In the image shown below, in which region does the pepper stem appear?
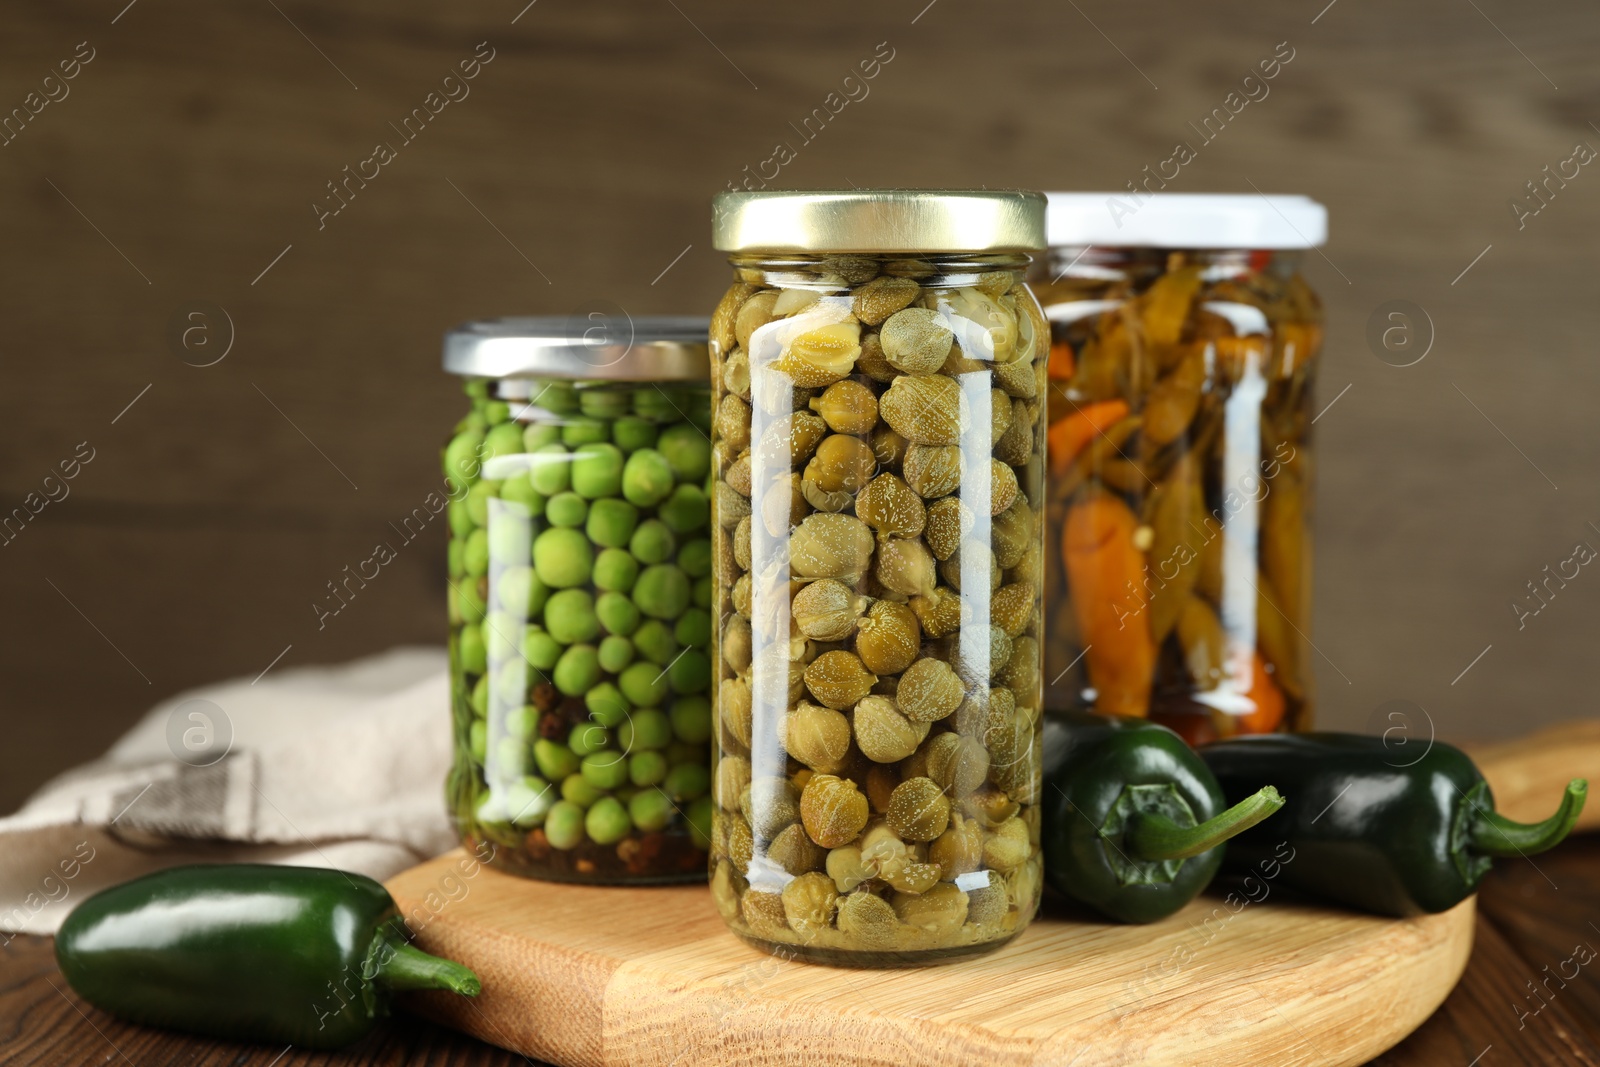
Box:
[371,927,482,996]
[1468,779,1587,858]
[1126,786,1285,862]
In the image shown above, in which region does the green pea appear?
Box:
[631,620,679,667]
[628,787,675,832]
[581,750,630,791]
[469,674,490,717]
[487,513,530,562]
[669,696,712,744]
[677,539,714,579]
[484,612,522,661]
[456,577,487,623]
[448,498,475,539]
[663,762,710,803]
[458,624,487,674]
[612,416,658,453]
[544,588,599,644]
[474,789,508,829]
[534,739,580,781]
[504,775,554,827]
[586,498,638,549]
[465,379,489,400]
[552,643,601,695]
[447,538,466,580]
[537,381,579,414]
[525,572,551,617]
[546,491,589,528]
[544,801,585,849]
[585,681,630,728]
[495,566,530,617]
[570,442,624,499]
[585,796,632,845]
[658,423,711,482]
[523,629,561,671]
[629,752,670,791]
[523,423,562,451]
[658,484,709,534]
[622,449,674,508]
[465,480,500,527]
[533,527,593,589]
[593,549,639,593]
[561,773,605,808]
[618,661,669,709]
[579,388,632,419]
[468,720,487,764]
[598,634,635,674]
[669,649,711,695]
[493,736,528,774]
[632,386,683,423]
[629,520,676,565]
[464,529,490,577]
[693,575,713,609]
[596,591,641,636]
[505,703,537,739]
[496,659,529,705]
[456,412,488,438]
[443,428,485,485]
[618,707,671,751]
[565,418,611,447]
[529,443,571,496]
[484,400,511,425]
[499,473,546,517]
[674,608,712,648]
[569,721,609,757]
[484,422,524,460]
[633,565,690,620]
[687,796,714,850]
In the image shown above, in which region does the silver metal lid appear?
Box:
[712,189,1047,254]
[443,315,710,380]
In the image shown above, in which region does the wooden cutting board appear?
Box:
[387,857,1473,1067]
[384,726,1596,1067]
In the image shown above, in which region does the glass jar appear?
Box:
[442,316,717,883]
[707,190,1049,965]
[1030,193,1327,744]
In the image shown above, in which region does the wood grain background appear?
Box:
[3,0,1599,813]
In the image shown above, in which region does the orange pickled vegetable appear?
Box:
[1047,399,1129,475]
[1236,652,1286,733]
[1063,491,1154,717]
[1048,339,1076,380]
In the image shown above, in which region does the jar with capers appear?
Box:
[443,316,716,883]
[1030,194,1326,744]
[707,190,1049,965]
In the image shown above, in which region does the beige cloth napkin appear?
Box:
[0,646,455,939]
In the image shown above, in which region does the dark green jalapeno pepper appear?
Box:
[56,864,481,1049]
[1201,733,1587,917]
[1041,712,1284,923]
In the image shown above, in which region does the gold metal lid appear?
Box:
[712,189,1047,254]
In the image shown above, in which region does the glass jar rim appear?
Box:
[443,315,708,381]
[712,189,1046,254]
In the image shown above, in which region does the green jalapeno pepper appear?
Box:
[1200,733,1587,916]
[1041,712,1284,923]
[56,864,481,1049]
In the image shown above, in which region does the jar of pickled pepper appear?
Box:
[1030,193,1327,744]
[442,316,717,883]
[707,190,1050,965]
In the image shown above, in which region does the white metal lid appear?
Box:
[1043,193,1326,250]
[443,316,709,380]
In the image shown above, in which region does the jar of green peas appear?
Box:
[442,316,715,883]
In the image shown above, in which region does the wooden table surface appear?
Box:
[3,839,1597,1067]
